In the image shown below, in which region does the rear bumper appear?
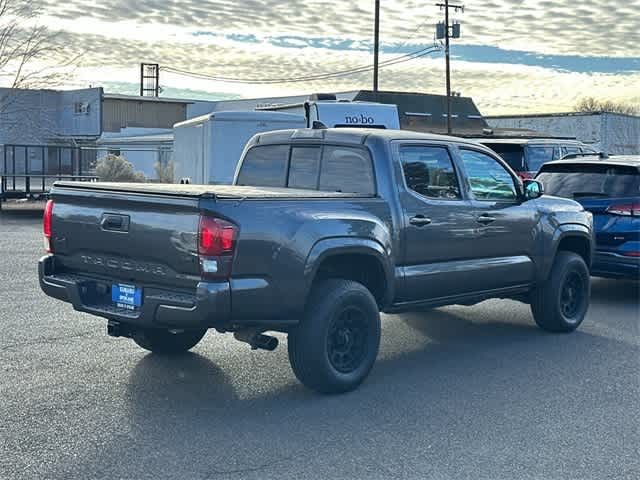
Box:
[39,255,231,328]
[591,251,640,280]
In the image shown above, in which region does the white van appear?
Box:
[173,111,306,184]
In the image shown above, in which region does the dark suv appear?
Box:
[475,138,598,178]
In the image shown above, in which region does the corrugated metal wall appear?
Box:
[102,99,187,132]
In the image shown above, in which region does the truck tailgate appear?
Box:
[50,185,201,289]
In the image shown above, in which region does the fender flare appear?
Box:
[303,237,395,307]
[541,225,594,280]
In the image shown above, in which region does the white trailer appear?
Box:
[173,111,305,184]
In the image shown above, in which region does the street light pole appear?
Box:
[373,0,380,93]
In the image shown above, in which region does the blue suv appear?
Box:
[537,156,640,279]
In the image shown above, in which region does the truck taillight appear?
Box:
[606,203,640,217]
[198,215,238,278]
[43,200,54,253]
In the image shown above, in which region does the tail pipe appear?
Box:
[234,329,279,351]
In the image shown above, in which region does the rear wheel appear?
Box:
[531,251,590,332]
[288,279,381,394]
[132,328,207,354]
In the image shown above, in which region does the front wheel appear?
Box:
[531,251,590,332]
[288,279,381,394]
[132,328,207,354]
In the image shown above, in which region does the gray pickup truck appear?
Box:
[39,128,594,393]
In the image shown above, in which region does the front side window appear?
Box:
[459,149,518,201]
[236,145,289,187]
[399,146,461,199]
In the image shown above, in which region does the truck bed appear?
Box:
[53,181,373,199]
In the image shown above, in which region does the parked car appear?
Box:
[39,129,594,394]
[537,156,640,279]
[475,138,598,178]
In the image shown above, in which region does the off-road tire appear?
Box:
[531,251,590,332]
[132,328,207,354]
[288,279,381,394]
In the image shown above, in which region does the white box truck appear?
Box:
[305,100,400,129]
[257,94,400,129]
[173,111,306,184]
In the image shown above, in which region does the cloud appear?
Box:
[37,0,640,56]
[4,0,638,114]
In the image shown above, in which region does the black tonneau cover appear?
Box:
[53,181,373,199]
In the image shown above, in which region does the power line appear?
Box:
[160,45,442,85]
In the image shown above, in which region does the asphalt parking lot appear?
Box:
[1,206,638,480]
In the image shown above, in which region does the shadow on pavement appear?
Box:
[56,304,634,479]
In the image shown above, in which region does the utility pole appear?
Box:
[373,0,380,92]
[436,1,464,134]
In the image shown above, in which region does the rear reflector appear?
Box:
[43,200,54,253]
[606,203,640,217]
[623,252,640,257]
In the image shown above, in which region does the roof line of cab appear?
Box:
[253,127,488,149]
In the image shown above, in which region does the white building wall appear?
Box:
[0,87,102,145]
[601,113,640,155]
[487,113,640,155]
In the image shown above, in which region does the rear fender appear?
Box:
[304,238,395,308]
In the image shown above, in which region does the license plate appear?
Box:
[111,283,142,310]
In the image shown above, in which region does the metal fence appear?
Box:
[1,144,98,202]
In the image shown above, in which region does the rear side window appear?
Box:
[525,146,555,172]
[483,144,525,172]
[537,164,640,198]
[319,146,375,194]
[236,145,289,187]
[399,146,461,199]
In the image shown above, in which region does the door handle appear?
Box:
[477,215,496,225]
[410,215,432,226]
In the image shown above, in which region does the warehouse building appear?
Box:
[486,112,640,155]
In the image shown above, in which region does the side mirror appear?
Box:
[523,179,544,200]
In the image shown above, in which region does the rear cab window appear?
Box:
[537,164,640,199]
[237,144,375,195]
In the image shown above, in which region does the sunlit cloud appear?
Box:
[5,0,639,114]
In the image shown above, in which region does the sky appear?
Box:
[9,0,640,114]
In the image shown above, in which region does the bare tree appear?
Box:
[0,0,81,113]
[574,97,640,115]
